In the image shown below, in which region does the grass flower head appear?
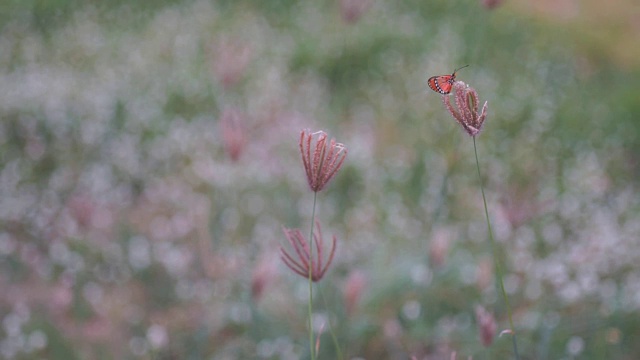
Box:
[442,81,488,137]
[280,221,337,282]
[299,129,348,192]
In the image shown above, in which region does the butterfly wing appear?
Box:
[428,75,453,94]
[427,76,440,93]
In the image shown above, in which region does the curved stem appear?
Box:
[308,191,318,360]
[473,137,520,360]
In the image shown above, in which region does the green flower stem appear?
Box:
[318,287,344,360]
[308,191,318,360]
[473,137,520,360]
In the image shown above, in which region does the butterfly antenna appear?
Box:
[453,65,469,74]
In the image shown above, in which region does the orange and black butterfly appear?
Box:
[427,65,469,95]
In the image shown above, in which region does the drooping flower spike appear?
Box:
[427,65,469,95]
[280,221,337,282]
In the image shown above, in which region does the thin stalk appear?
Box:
[473,137,520,360]
[318,287,344,360]
[308,191,318,360]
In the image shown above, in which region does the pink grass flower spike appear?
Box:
[442,81,488,137]
[300,129,348,193]
[220,107,246,162]
[481,0,504,10]
[475,305,497,347]
[280,221,337,282]
[212,39,251,89]
[340,0,372,24]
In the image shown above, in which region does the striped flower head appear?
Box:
[299,129,347,192]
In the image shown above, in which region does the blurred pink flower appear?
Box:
[499,184,552,228]
[51,281,74,313]
[67,193,95,229]
[476,257,494,291]
[220,107,247,162]
[82,317,115,343]
[251,252,279,301]
[299,129,347,192]
[475,305,497,347]
[481,0,504,10]
[429,228,453,268]
[280,221,337,282]
[343,270,367,315]
[442,81,488,137]
[212,39,252,89]
[340,0,372,24]
[383,317,402,339]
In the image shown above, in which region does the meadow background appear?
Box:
[0,0,639,359]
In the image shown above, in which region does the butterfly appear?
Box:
[427,65,469,95]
